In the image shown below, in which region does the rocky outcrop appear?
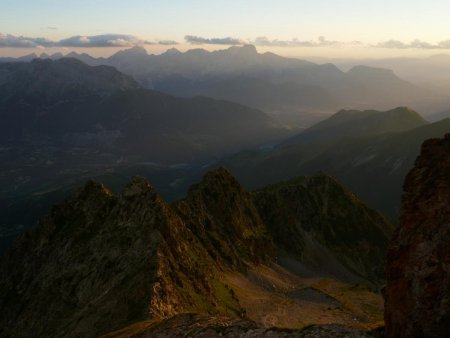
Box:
[384,134,450,338]
[175,168,275,269]
[253,173,393,287]
[0,168,392,337]
[0,173,257,337]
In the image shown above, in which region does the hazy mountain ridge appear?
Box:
[2,46,433,125]
[332,54,450,92]
[114,46,428,115]
[0,58,140,98]
[0,58,292,161]
[284,107,428,145]
[218,107,450,219]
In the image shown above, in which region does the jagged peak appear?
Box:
[187,167,243,194]
[30,57,85,67]
[77,179,113,199]
[50,52,63,58]
[110,45,148,59]
[66,51,80,57]
[202,166,235,180]
[226,44,258,55]
[63,180,114,219]
[126,45,148,54]
[163,47,182,56]
[121,175,157,198]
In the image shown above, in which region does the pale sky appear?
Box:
[2,0,450,58]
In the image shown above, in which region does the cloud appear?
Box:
[6,32,450,51]
[252,36,343,47]
[47,27,57,30]
[376,39,450,49]
[158,40,179,45]
[185,35,245,45]
[0,33,54,47]
[57,34,151,47]
[0,33,164,48]
[375,40,408,49]
[184,35,357,47]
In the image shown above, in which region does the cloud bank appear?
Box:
[158,40,179,46]
[3,32,450,50]
[185,35,245,45]
[185,35,450,50]
[185,35,361,47]
[0,33,54,48]
[0,33,178,48]
[376,39,450,49]
[252,36,349,47]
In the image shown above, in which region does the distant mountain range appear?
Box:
[1,46,436,127]
[331,54,450,93]
[0,58,292,163]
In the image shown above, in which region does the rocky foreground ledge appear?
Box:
[0,168,391,337]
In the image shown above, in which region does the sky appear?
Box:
[2,0,450,59]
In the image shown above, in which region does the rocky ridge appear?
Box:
[0,168,391,337]
[384,133,450,337]
[0,172,261,337]
[254,173,393,287]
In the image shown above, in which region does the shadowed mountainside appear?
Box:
[219,107,450,219]
[254,174,393,287]
[283,107,428,145]
[0,58,292,163]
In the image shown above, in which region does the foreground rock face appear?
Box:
[384,134,450,338]
[0,171,270,338]
[0,168,390,337]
